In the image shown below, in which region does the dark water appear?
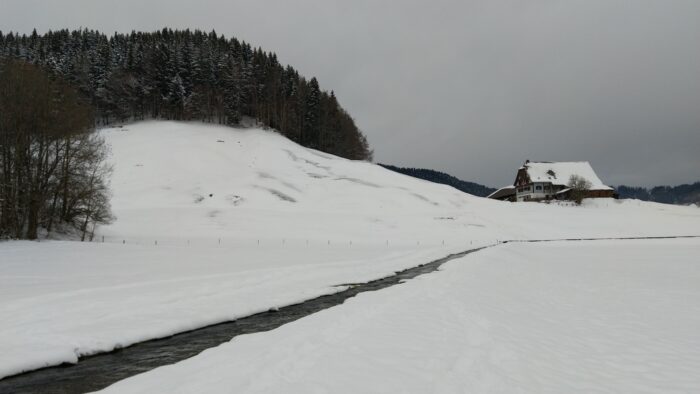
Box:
[502,235,700,243]
[0,248,483,394]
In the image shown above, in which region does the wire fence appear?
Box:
[88,235,497,249]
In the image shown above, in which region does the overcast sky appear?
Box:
[2,0,699,187]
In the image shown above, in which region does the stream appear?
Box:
[0,247,484,394]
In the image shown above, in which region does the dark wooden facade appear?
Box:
[556,189,617,200]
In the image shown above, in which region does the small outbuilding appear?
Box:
[486,185,516,202]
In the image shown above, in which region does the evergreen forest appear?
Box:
[0,28,372,161]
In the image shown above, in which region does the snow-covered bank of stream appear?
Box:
[0,242,468,379]
[98,238,700,394]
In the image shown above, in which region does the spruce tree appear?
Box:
[304,77,321,148]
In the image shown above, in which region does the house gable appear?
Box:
[514,168,531,187]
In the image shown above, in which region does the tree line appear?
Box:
[0,28,372,161]
[0,60,112,240]
[615,183,700,206]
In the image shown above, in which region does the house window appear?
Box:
[535,185,542,191]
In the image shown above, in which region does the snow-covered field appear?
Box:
[98,238,700,394]
[1,121,699,381]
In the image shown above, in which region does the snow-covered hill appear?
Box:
[1,121,699,381]
[99,121,698,245]
[99,121,495,246]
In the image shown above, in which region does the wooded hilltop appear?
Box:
[0,28,372,161]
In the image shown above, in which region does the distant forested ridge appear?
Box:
[615,182,700,205]
[380,164,496,197]
[0,28,372,160]
[381,165,700,206]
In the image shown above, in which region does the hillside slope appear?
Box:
[99,121,495,246]
[100,121,699,244]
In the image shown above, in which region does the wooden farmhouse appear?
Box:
[489,161,616,202]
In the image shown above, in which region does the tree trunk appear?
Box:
[25,194,40,240]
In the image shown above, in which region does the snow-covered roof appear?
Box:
[519,161,613,190]
[486,185,515,199]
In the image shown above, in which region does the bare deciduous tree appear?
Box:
[0,60,113,240]
[568,175,592,205]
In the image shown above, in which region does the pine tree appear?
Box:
[304,77,321,148]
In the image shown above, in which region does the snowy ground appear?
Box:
[1,121,699,380]
[98,238,700,394]
[0,242,468,380]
